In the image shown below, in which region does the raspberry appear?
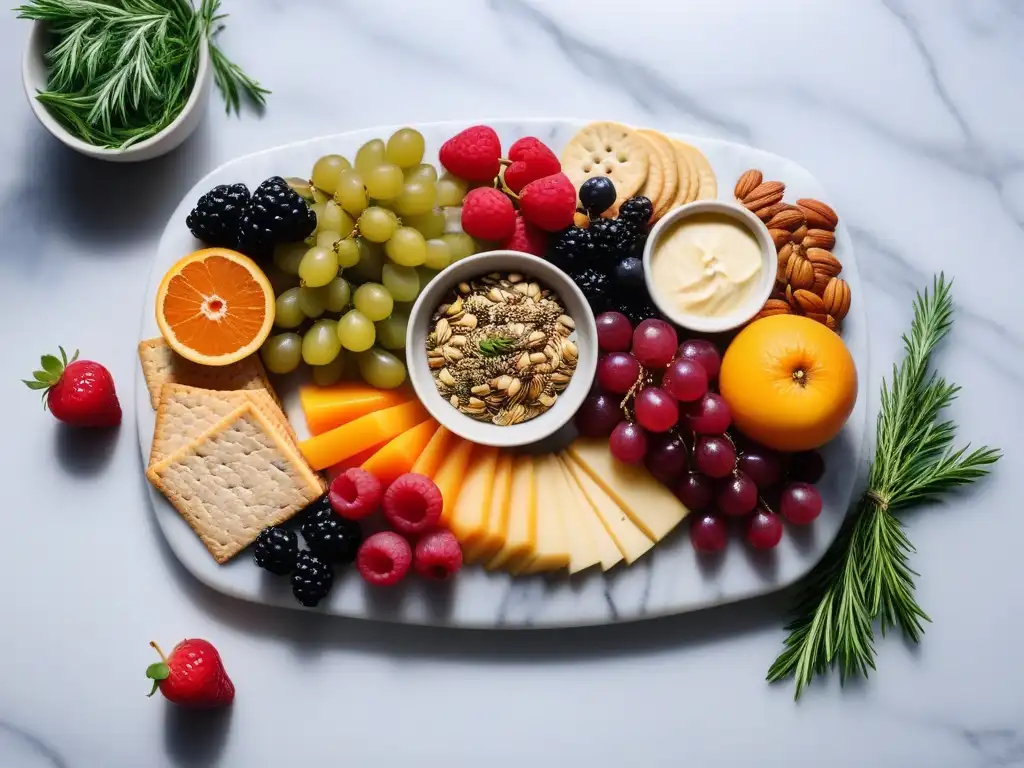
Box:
[438,125,502,182]
[356,531,413,587]
[413,529,464,580]
[460,188,516,241]
[383,473,443,536]
[504,137,561,194]
[499,213,547,256]
[329,468,383,520]
[519,172,577,232]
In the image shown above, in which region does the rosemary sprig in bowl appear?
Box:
[767,274,1000,699]
[17,0,268,153]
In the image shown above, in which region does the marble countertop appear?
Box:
[0,1,1021,766]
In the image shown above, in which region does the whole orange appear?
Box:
[719,315,857,452]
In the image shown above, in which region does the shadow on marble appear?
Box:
[11,117,215,259]
[163,703,232,768]
[53,422,119,477]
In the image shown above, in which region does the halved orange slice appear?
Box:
[156,248,275,367]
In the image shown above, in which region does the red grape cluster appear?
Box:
[577,311,827,554]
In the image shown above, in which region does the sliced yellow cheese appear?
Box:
[556,457,624,571]
[521,454,571,574]
[448,446,499,550]
[410,425,456,478]
[561,452,654,565]
[567,437,689,541]
[464,453,513,564]
[549,456,602,574]
[486,454,536,572]
[433,438,475,526]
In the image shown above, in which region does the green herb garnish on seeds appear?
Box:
[17,0,269,149]
[478,336,516,358]
[766,274,1000,699]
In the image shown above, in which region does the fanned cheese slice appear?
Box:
[487,454,536,572]
[464,453,513,564]
[567,438,689,541]
[561,452,654,564]
[521,454,571,574]
[448,446,499,550]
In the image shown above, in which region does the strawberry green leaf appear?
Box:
[33,371,52,383]
[22,380,49,390]
[40,355,62,376]
[145,662,169,698]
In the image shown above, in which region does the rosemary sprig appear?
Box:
[17,0,268,149]
[478,336,516,358]
[767,274,1000,699]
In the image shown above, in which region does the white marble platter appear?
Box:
[136,119,868,628]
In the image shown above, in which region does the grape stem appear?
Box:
[619,366,648,421]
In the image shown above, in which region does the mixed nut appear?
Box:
[734,169,852,331]
[427,272,578,427]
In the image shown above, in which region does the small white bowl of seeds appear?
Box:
[406,251,597,449]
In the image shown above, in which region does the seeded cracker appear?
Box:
[138,337,277,410]
[427,273,578,427]
[147,402,323,564]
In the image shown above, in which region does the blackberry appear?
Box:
[291,551,334,607]
[236,176,317,259]
[618,196,653,226]
[549,225,595,271]
[614,256,645,291]
[185,183,250,248]
[587,218,633,265]
[571,267,612,312]
[578,176,616,217]
[253,526,298,576]
[615,295,659,328]
[301,512,363,564]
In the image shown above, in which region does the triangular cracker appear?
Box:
[149,384,299,467]
[147,402,323,564]
[138,337,277,410]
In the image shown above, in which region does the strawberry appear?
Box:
[24,347,121,427]
[503,137,561,194]
[499,213,548,256]
[519,173,578,232]
[439,125,502,182]
[146,639,235,708]
[460,187,517,241]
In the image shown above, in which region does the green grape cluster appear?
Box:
[260,127,485,389]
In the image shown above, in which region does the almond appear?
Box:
[796,198,839,230]
[768,228,791,249]
[825,315,838,332]
[789,224,808,245]
[802,228,836,250]
[822,277,852,321]
[812,267,832,295]
[756,201,790,222]
[754,298,791,320]
[806,312,828,326]
[776,242,795,282]
[742,181,785,212]
[793,289,826,315]
[734,169,763,200]
[785,250,815,291]
[805,248,843,278]
[766,208,805,231]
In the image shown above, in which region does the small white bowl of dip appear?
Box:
[641,200,776,334]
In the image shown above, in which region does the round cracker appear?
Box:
[669,140,696,208]
[637,129,679,221]
[632,134,664,219]
[561,122,649,212]
[676,141,717,201]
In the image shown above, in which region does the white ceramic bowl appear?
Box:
[22,21,212,162]
[406,251,597,449]
[641,200,776,333]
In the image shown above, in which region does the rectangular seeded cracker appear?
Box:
[146,402,323,564]
[138,337,278,410]
[149,384,301,467]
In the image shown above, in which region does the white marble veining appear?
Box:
[0,0,1021,766]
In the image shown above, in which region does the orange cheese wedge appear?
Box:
[360,418,438,486]
[298,400,428,470]
[433,438,475,525]
[410,425,456,478]
[299,383,411,435]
